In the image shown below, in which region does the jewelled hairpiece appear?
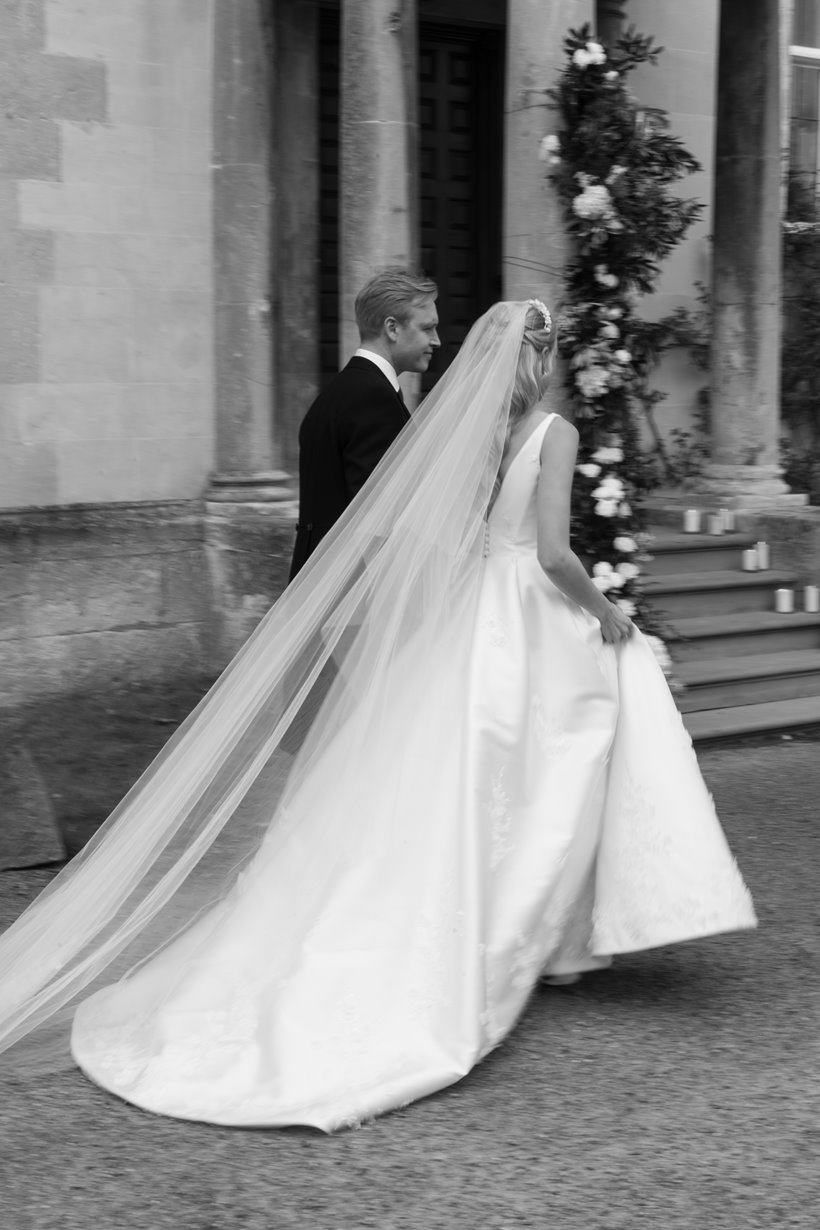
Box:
[526,298,552,332]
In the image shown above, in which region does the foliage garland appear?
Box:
[542,24,704,657]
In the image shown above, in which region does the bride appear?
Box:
[0,300,755,1130]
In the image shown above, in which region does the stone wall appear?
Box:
[0,0,215,510]
[0,503,210,708]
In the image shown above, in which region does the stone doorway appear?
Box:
[418,22,504,390]
[317,5,504,385]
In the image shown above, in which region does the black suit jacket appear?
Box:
[289,356,410,579]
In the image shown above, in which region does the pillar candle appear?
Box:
[706,513,724,536]
[775,588,794,613]
[804,585,820,613]
[683,509,701,533]
[755,541,770,570]
[741,549,758,571]
[720,508,736,532]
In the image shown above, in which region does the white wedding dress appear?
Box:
[70,413,755,1129]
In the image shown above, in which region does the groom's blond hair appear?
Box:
[355,267,438,340]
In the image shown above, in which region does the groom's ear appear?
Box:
[383,315,400,341]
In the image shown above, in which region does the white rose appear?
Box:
[620,501,632,517]
[613,535,637,553]
[577,462,602,478]
[616,561,640,581]
[572,184,613,220]
[614,348,632,364]
[592,445,623,465]
[616,597,637,617]
[607,307,623,320]
[604,70,619,81]
[593,477,624,500]
[595,501,617,518]
[576,366,610,399]
[538,135,561,162]
[601,322,620,339]
[592,574,614,591]
[592,561,613,577]
[586,41,607,64]
[573,48,592,68]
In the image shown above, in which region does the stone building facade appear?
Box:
[0,0,790,704]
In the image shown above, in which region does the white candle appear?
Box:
[720,508,736,532]
[683,509,701,533]
[755,541,770,570]
[706,513,724,536]
[741,549,758,572]
[775,588,794,613]
[804,585,820,613]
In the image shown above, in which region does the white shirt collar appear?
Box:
[354,348,400,392]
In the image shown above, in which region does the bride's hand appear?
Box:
[598,601,634,645]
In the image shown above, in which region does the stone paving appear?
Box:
[0,738,818,1229]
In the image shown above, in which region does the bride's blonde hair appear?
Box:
[506,303,558,444]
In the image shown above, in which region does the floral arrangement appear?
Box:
[541,25,704,653]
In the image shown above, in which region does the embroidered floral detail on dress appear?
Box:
[486,617,508,647]
[532,696,570,760]
[488,768,513,868]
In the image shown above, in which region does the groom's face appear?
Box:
[388,298,440,375]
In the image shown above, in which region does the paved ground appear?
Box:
[0,687,817,1229]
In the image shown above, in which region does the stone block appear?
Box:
[45,0,145,63]
[66,623,206,690]
[161,547,211,622]
[0,228,54,288]
[0,503,204,565]
[204,499,297,666]
[107,60,169,127]
[25,555,165,637]
[0,115,60,179]
[137,435,212,500]
[40,286,133,382]
[0,562,27,642]
[0,288,39,382]
[61,120,154,185]
[152,125,211,179]
[0,442,59,509]
[0,739,65,870]
[107,186,209,237]
[57,439,145,504]
[131,289,210,382]
[19,179,112,233]
[128,382,211,439]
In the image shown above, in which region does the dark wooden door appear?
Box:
[418,25,503,391]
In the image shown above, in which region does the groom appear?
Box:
[289,267,440,580]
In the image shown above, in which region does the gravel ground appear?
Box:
[0,686,818,1229]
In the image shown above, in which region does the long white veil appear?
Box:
[0,301,535,1072]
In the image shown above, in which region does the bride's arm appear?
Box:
[535,416,633,645]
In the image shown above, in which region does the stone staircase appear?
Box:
[643,529,820,741]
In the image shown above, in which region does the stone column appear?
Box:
[339,0,418,368]
[503,0,594,416]
[275,0,320,476]
[702,0,801,506]
[206,0,298,664]
[596,0,627,49]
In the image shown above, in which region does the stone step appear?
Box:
[644,568,797,617]
[645,531,759,576]
[667,610,820,660]
[684,694,820,741]
[675,649,820,711]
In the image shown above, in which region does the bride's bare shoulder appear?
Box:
[542,413,578,454]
